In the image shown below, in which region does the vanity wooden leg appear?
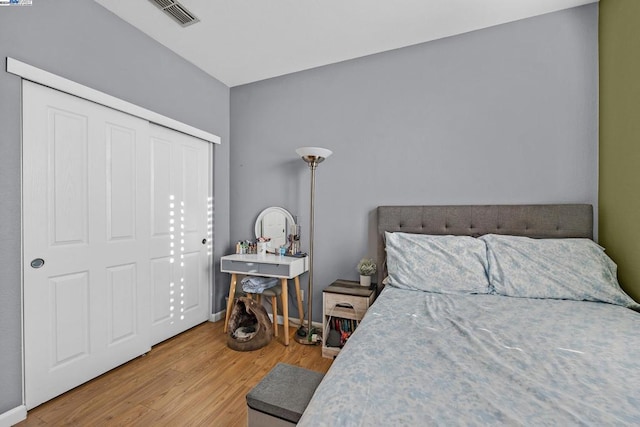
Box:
[224,273,237,333]
[281,278,289,345]
[272,295,278,337]
[294,276,304,325]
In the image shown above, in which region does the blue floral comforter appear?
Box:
[299,287,640,426]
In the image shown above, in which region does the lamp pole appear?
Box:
[306,157,317,341]
[294,147,332,345]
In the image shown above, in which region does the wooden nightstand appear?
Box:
[322,279,376,359]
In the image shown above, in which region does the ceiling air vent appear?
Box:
[149,0,199,27]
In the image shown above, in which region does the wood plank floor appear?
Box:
[17,321,333,426]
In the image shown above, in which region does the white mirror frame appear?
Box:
[254,207,296,248]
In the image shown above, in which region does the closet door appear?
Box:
[23,81,151,409]
[149,124,211,345]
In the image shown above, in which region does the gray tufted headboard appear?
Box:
[377,204,593,290]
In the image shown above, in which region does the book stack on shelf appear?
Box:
[326,312,359,348]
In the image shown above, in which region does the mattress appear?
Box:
[299,287,640,426]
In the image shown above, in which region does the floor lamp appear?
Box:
[294,146,333,345]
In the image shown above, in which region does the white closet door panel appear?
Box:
[181,251,202,312]
[182,145,201,234]
[150,137,172,239]
[49,272,90,365]
[97,102,151,364]
[149,124,210,344]
[23,81,151,409]
[107,263,137,345]
[106,124,137,241]
[150,256,173,325]
[49,109,89,246]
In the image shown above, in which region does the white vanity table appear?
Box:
[221,253,308,345]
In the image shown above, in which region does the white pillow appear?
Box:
[385,232,491,294]
[480,234,640,309]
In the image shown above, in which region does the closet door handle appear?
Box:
[30,258,45,269]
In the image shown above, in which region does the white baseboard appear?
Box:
[270,314,322,330]
[0,405,27,427]
[209,310,225,323]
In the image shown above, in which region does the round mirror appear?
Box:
[254,207,296,249]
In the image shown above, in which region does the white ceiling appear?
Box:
[95,0,597,87]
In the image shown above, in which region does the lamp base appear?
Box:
[293,325,321,346]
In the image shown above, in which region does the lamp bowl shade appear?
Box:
[296,147,333,160]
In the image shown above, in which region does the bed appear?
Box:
[299,205,640,426]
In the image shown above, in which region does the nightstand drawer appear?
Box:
[324,292,370,319]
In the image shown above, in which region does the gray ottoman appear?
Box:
[247,363,324,426]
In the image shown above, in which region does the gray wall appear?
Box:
[230,4,598,321]
[0,0,230,414]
